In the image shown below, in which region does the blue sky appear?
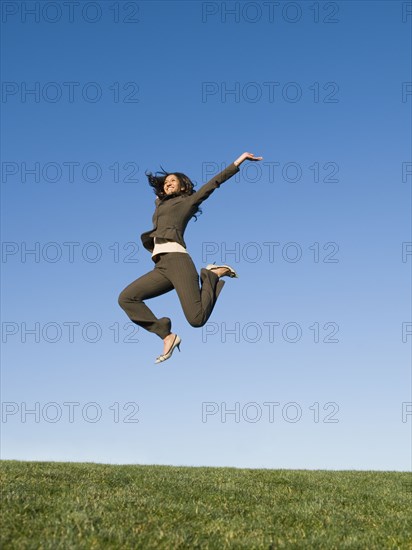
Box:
[1,0,411,471]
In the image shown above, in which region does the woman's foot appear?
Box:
[155,333,182,364]
[162,332,178,355]
[210,266,228,277]
[205,263,238,278]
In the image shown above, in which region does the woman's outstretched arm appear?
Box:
[189,151,263,207]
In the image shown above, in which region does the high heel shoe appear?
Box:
[205,262,238,278]
[155,334,181,364]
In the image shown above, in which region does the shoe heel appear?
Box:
[177,343,181,352]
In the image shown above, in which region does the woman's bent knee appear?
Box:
[118,291,129,308]
[187,317,205,329]
[118,289,144,308]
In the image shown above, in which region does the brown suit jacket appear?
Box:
[140,162,240,253]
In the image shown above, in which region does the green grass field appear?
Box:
[1,460,411,549]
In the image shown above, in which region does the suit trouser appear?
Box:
[118,252,225,339]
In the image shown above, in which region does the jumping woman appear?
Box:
[118,151,263,364]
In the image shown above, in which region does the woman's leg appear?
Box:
[118,262,174,339]
[156,253,225,328]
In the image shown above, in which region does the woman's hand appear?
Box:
[233,152,263,166]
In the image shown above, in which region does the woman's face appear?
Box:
[164,174,183,195]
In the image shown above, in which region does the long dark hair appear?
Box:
[144,167,202,220]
